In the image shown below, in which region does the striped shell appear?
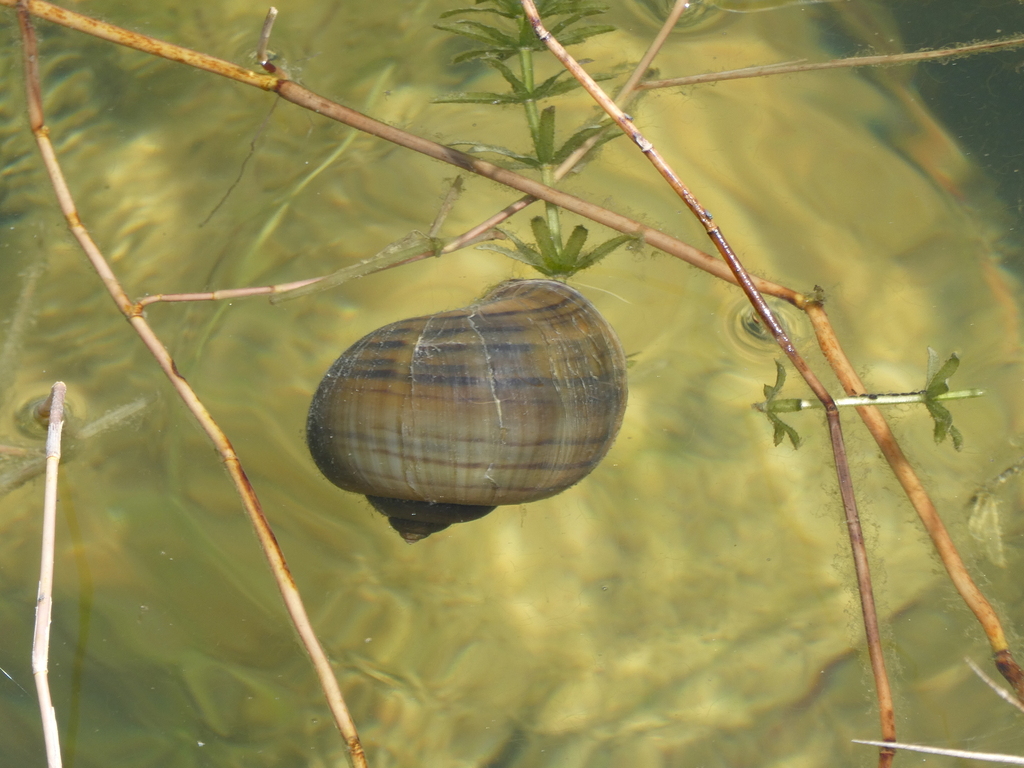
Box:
[306,279,627,541]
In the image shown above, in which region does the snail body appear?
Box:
[306,279,627,541]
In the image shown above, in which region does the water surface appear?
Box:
[1,1,1024,766]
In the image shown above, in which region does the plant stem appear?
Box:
[517,44,563,249]
[34,381,66,768]
[756,388,985,413]
[14,7,368,764]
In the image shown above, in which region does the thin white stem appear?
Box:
[616,0,689,96]
[854,739,1024,765]
[756,388,985,412]
[966,657,1024,715]
[33,381,66,768]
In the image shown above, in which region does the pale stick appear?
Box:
[640,35,1024,90]
[517,1,898,763]
[754,388,986,413]
[850,659,1024,763]
[854,740,1024,766]
[33,381,66,768]
[14,6,368,766]
[966,657,1024,716]
[255,7,277,68]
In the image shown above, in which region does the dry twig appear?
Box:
[519,0,902,759]
[32,381,66,768]
[806,303,1024,697]
[14,5,367,766]
[854,739,1024,765]
[639,35,1024,90]
[967,657,1024,716]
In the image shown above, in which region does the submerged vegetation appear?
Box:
[436,0,634,276]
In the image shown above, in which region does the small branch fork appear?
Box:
[14,5,368,767]
[34,381,67,768]
[807,307,1024,693]
[519,0,907,758]
[5,0,1023,762]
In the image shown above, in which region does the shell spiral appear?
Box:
[306,279,628,541]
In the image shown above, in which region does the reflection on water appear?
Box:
[1,1,1023,766]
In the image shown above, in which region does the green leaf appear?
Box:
[530,70,572,99]
[476,243,542,269]
[768,411,803,448]
[438,6,516,19]
[539,0,609,16]
[450,48,511,64]
[551,122,616,165]
[432,91,524,105]
[548,13,596,37]
[438,1,617,65]
[763,359,787,400]
[534,71,616,100]
[486,0,523,15]
[925,346,940,388]
[536,106,556,163]
[551,24,616,47]
[759,398,804,414]
[922,349,964,451]
[926,400,964,451]
[560,225,589,264]
[445,141,541,168]
[476,227,545,270]
[488,59,528,98]
[530,216,561,264]
[434,20,519,49]
[925,350,960,397]
[574,232,634,271]
[761,361,801,448]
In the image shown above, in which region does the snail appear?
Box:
[306,279,628,542]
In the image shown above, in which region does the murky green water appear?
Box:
[2,1,1024,766]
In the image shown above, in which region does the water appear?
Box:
[1,1,1023,766]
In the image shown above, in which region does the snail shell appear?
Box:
[306,279,627,542]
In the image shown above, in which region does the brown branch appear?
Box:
[270,78,808,300]
[136,278,322,310]
[0,0,804,308]
[806,301,1024,700]
[639,35,1024,90]
[518,1,898,760]
[7,0,278,89]
[14,5,368,766]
